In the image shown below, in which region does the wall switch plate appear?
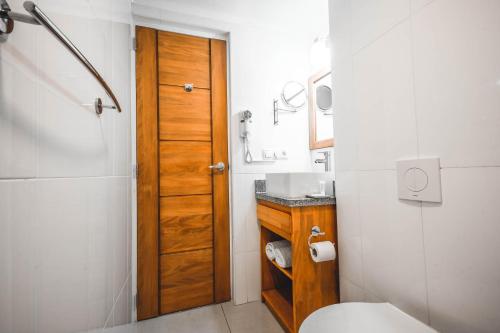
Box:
[396,158,442,203]
[262,150,274,160]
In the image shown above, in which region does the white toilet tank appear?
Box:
[300,302,437,333]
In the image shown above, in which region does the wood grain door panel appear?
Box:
[137,30,229,318]
[160,249,214,314]
[159,141,212,196]
[210,39,231,302]
[136,26,159,320]
[159,85,211,141]
[160,195,213,254]
[158,31,210,89]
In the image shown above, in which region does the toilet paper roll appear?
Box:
[309,241,336,263]
[275,247,292,268]
[265,240,290,261]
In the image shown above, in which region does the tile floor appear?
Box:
[105,301,284,333]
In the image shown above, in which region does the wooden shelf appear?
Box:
[270,259,293,280]
[262,289,293,333]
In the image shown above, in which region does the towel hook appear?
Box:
[82,98,117,115]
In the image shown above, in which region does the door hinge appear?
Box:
[133,164,139,178]
[134,293,138,309]
[131,36,137,51]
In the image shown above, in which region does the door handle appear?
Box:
[209,162,225,172]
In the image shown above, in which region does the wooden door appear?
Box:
[136,27,230,320]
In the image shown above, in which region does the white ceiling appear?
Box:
[133,0,329,37]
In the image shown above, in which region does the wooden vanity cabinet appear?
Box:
[258,200,339,333]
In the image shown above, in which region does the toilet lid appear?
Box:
[299,302,437,333]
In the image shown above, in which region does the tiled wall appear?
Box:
[228,25,315,305]
[0,0,132,332]
[330,0,500,332]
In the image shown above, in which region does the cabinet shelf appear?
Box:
[270,259,293,280]
[262,289,293,333]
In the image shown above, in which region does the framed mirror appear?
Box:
[308,69,334,149]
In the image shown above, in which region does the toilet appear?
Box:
[300,302,437,333]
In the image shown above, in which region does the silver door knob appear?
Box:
[209,162,225,172]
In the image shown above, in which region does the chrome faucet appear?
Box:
[314,151,331,172]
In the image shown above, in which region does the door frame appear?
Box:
[131,24,233,321]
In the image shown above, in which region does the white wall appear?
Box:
[132,0,329,306]
[0,0,133,332]
[330,0,500,332]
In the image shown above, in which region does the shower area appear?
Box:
[0,0,133,332]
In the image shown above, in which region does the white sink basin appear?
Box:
[265,172,335,198]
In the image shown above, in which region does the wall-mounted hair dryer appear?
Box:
[239,110,252,138]
[240,110,253,163]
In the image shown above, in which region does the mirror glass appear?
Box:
[316,85,332,111]
[281,81,307,109]
[308,70,334,149]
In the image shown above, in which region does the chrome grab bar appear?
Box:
[0,1,122,114]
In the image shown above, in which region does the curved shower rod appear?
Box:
[0,0,122,114]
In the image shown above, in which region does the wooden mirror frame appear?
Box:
[308,69,334,149]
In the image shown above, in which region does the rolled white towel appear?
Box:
[275,246,292,268]
[265,240,290,261]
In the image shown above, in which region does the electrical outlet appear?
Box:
[274,150,288,160]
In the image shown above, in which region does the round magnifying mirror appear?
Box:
[281,81,307,109]
[316,85,332,111]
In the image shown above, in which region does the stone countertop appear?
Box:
[254,179,335,207]
[255,192,336,207]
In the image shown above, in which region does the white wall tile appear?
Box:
[329,0,352,65]
[351,0,409,53]
[232,252,248,305]
[336,171,364,288]
[114,275,132,327]
[246,251,262,302]
[36,179,91,333]
[231,175,251,254]
[0,180,37,333]
[87,178,113,331]
[410,0,434,13]
[110,177,130,303]
[111,22,132,177]
[335,171,361,238]
[338,235,363,288]
[359,170,428,323]
[353,22,418,171]
[339,278,365,303]
[0,21,38,179]
[231,173,264,254]
[422,167,500,333]
[332,57,358,172]
[412,0,500,168]
[364,290,385,303]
